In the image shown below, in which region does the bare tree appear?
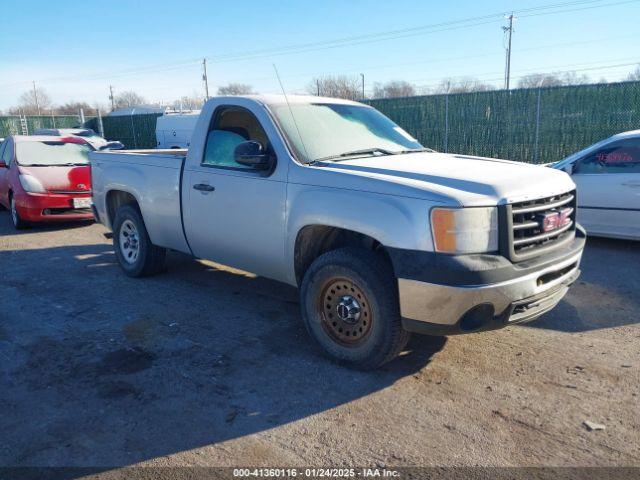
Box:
[518,71,590,89]
[560,71,590,86]
[114,90,147,108]
[171,94,204,110]
[217,83,253,95]
[56,101,93,115]
[11,87,53,114]
[518,73,563,89]
[307,75,361,100]
[627,65,640,81]
[435,77,494,94]
[372,80,416,99]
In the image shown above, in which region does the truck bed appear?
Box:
[90,149,191,254]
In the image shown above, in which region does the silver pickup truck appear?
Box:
[90,95,585,369]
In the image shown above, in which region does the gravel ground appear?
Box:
[0,213,638,473]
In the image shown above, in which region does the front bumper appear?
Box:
[15,192,94,223]
[389,225,586,335]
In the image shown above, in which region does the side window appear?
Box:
[202,107,270,169]
[574,139,640,174]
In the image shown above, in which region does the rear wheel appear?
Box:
[112,204,166,277]
[10,195,28,230]
[300,247,409,370]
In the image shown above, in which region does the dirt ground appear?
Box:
[1,212,638,474]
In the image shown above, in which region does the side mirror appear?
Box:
[234,141,271,170]
[99,141,125,150]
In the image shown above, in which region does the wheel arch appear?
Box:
[105,189,140,227]
[293,224,394,286]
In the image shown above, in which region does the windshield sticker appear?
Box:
[597,151,636,163]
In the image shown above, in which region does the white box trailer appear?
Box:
[155,112,200,149]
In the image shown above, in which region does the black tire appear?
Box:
[10,195,29,230]
[300,247,410,370]
[112,204,166,277]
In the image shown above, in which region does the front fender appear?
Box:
[285,184,436,284]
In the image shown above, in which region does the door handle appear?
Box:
[193,183,215,192]
[622,181,640,187]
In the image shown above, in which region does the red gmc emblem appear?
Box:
[539,208,572,232]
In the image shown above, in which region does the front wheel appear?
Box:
[112,204,166,277]
[300,247,410,370]
[10,196,28,230]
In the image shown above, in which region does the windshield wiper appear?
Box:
[395,147,435,154]
[311,147,397,164]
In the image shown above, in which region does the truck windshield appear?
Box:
[271,103,425,163]
[16,141,91,166]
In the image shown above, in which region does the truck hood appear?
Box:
[314,152,575,206]
[19,165,92,193]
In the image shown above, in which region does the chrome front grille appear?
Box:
[500,190,577,261]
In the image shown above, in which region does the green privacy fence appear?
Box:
[0,113,160,149]
[368,80,640,164]
[4,81,639,158]
[0,115,85,137]
[85,113,161,149]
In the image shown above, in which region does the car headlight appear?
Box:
[430,207,498,254]
[19,174,46,193]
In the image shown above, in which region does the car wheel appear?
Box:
[10,195,28,230]
[112,204,166,277]
[300,247,410,370]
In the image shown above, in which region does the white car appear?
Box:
[34,128,112,150]
[553,130,640,240]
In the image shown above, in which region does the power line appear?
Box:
[242,32,640,84]
[202,0,616,62]
[1,0,632,89]
[410,61,640,91]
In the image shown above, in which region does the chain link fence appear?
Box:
[0,115,84,137]
[3,81,639,158]
[368,80,640,164]
[0,113,160,149]
[85,113,161,149]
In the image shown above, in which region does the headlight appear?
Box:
[19,174,46,193]
[430,207,498,254]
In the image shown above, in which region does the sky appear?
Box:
[1,0,639,111]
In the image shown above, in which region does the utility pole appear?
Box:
[360,73,365,100]
[32,81,41,116]
[316,79,320,96]
[202,58,210,101]
[503,13,514,90]
[109,85,115,111]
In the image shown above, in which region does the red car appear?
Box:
[0,135,94,229]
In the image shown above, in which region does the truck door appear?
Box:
[182,105,288,280]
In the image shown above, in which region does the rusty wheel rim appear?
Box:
[317,277,373,347]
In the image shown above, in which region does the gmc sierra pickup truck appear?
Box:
[90,95,585,369]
